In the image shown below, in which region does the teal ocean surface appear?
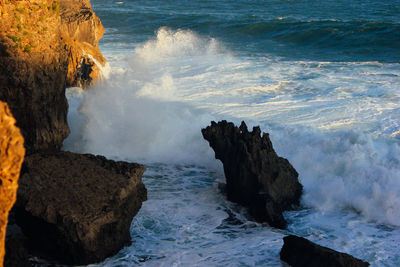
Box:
[64,1,400,266]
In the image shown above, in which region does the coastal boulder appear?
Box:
[280,235,370,267]
[202,120,302,229]
[14,151,147,265]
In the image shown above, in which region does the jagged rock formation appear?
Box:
[0,0,106,153]
[61,0,107,88]
[280,235,370,267]
[15,151,147,265]
[0,101,25,267]
[202,120,302,229]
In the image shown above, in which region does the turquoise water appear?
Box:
[64,1,400,266]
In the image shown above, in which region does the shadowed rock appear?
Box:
[14,151,147,265]
[4,219,30,267]
[280,235,370,267]
[202,120,302,229]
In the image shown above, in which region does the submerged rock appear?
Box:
[14,151,147,265]
[202,120,302,229]
[0,101,25,266]
[280,235,370,267]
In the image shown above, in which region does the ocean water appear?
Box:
[63,0,400,266]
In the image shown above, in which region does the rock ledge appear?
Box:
[15,151,147,265]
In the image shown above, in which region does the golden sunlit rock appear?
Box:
[0,101,25,267]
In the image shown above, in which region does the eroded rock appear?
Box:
[0,0,70,153]
[15,151,147,265]
[61,0,107,88]
[0,0,107,153]
[202,120,302,228]
[280,235,370,267]
[0,101,25,266]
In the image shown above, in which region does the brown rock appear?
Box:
[280,235,370,267]
[0,0,70,153]
[202,120,302,229]
[0,0,107,153]
[0,101,25,267]
[61,0,107,88]
[15,151,147,265]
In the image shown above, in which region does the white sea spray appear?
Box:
[65,27,400,266]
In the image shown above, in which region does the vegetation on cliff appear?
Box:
[0,0,106,153]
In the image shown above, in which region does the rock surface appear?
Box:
[280,235,370,267]
[14,151,147,265]
[61,0,107,88]
[0,0,70,153]
[4,216,30,267]
[0,0,106,153]
[0,101,25,267]
[202,120,302,229]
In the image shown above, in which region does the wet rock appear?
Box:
[14,151,147,265]
[280,235,370,267]
[0,101,25,265]
[202,120,302,229]
[61,0,107,88]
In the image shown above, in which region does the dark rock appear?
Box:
[280,235,369,267]
[5,220,31,267]
[202,120,302,229]
[14,151,147,265]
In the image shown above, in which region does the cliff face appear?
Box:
[0,101,25,266]
[0,0,106,153]
[0,0,70,154]
[61,0,107,88]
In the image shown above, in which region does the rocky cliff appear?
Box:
[0,101,25,266]
[0,0,106,153]
[61,0,107,88]
[0,0,70,153]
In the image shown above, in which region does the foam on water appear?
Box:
[65,28,400,266]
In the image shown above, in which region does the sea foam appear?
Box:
[65,27,400,230]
